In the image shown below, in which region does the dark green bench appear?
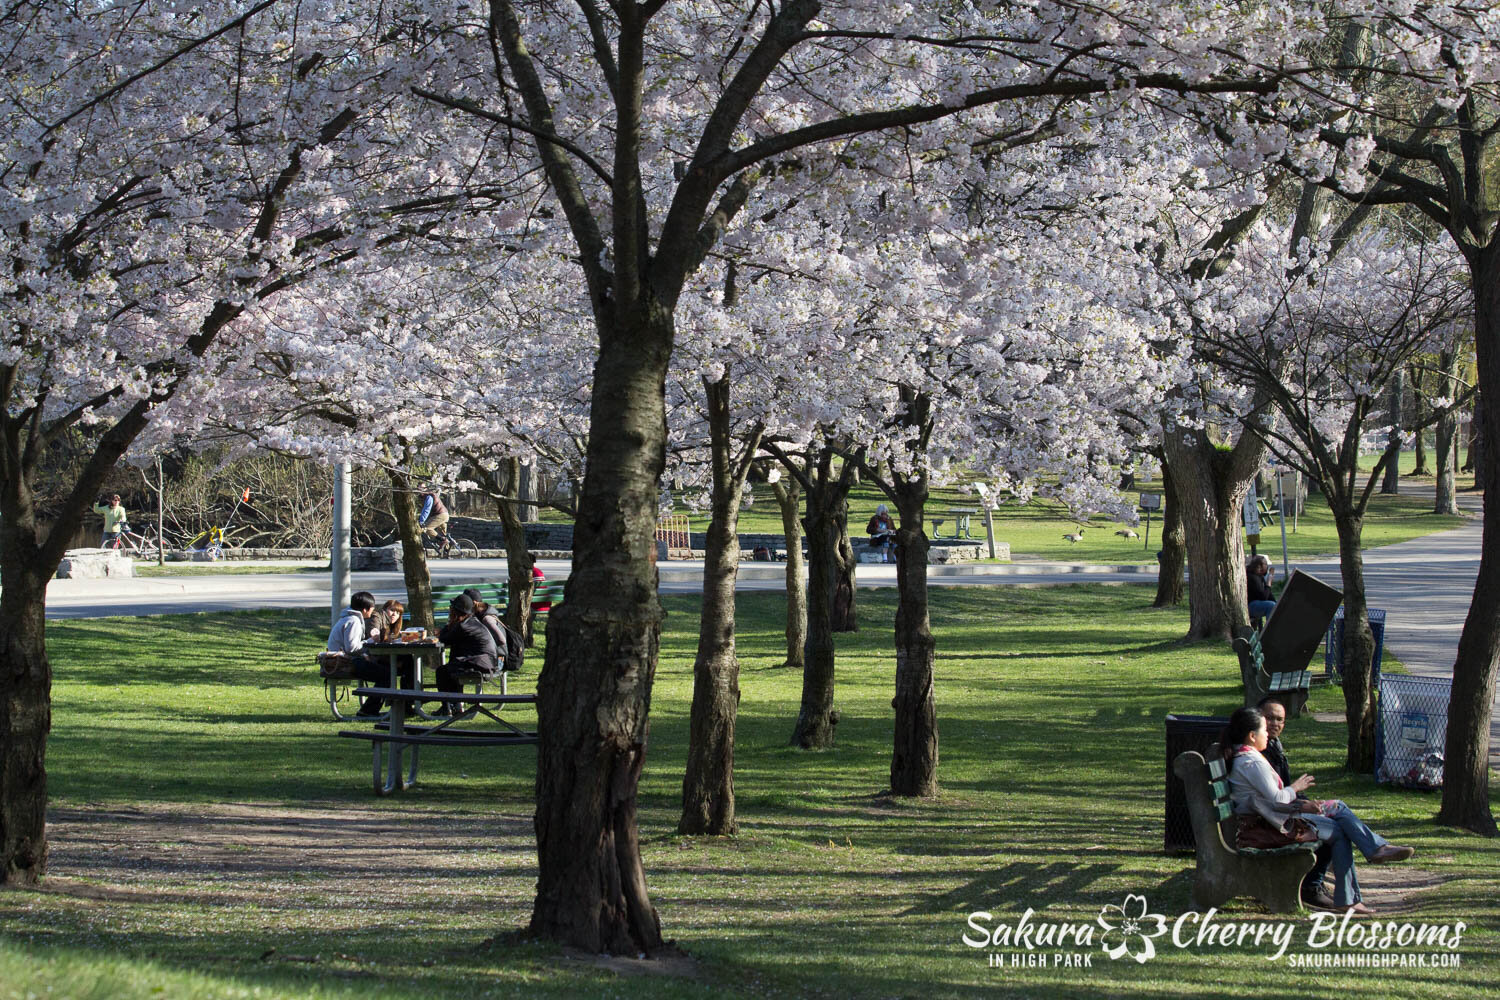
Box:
[430,580,565,616]
[1231,626,1310,718]
[1173,750,1316,913]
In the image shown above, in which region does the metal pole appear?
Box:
[1276,469,1290,582]
[156,455,165,567]
[332,461,352,625]
[983,506,996,560]
[1143,509,1151,550]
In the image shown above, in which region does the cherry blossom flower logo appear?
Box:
[1096,894,1168,964]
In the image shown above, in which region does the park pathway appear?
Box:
[1330,484,1496,767]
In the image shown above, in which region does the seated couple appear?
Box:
[326,589,509,718]
[1221,698,1414,914]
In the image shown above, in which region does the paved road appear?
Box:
[39,556,1163,619]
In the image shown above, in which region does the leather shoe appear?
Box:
[1301,889,1338,910]
[1370,845,1415,864]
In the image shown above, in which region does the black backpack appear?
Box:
[498,619,525,673]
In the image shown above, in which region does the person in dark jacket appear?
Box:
[462,587,509,664]
[1246,554,1276,621]
[436,595,497,707]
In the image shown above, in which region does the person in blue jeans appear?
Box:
[1258,698,1415,912]
[1246,554,1277,623]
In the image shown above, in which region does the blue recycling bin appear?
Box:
[1323,606,1386,681]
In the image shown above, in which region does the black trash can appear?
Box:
[1164,714,1229,853]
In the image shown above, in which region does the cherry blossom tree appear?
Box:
[0,2,472,884]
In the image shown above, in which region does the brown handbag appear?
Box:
[1235,812,1319,849]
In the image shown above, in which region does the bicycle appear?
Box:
[106,524,162,560]
[421,524,479,559]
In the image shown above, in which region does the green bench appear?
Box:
[1173,750,1317,913]
[1231,626,1310,718]
[430,579,565,616]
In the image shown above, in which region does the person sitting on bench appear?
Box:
[1257,696,1414,911]
[1246,554,1276,624]
[435,594,498,713]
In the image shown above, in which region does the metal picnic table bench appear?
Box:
[339,686,538,795]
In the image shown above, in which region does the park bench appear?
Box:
[340,687,538,794]
[1172,750,1317,913]
[1229,569,1343,719]
[1231,627,1310,718]
[430,579,565,616]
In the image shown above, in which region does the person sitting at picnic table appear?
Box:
[1256,696,1413,910]
[1246,554,1276,622]
[866,504,896,563]
[329,591,409,718]
[371,599,406,642]
[93,494,129,548]
[462,588,510,663]
[435,594,498,713]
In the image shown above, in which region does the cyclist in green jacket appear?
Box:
[93,494,129,548]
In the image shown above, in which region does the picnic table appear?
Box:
[940,507,978,539]
[337,637,537,794]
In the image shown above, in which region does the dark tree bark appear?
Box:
[679,375,762,835]
[494,458,539,645]
[1434,351,1461,516]
[384,442,435,632]
[771,476,807,670]
[1466,394,1484,483]
[770,442,857,749]
[1381,368,1404,493]
[529,304,669,953]
[832,513,857,633]
[1160,425,1266,639]
[1440,247,1500,835]
[1332,510,1378,770]
[0,545,50,886]
[1153,459,1186,608]
[1410,367,1432,476]
[875,388,938,796]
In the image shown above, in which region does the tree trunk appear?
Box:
[1332,509,1378,772]
[1435,352,1460,516]
[1410,367,1431,476]
[1439,249,1500,835]
[0,546,50,886]
[772,477,806,671]
[1161,429,1261,639]
[792,460,853,749]
[832,514,857,633]
[496,458,538,645]
[1468,395,1485,484]
[529,305,667,954]
[384,453,434,633]
[517,460,540,522]
[679,376,759,836]
[1154,459,1186,608]
[889,475,938,796]
[1380,369,1403,494]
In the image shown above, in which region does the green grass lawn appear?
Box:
[660,472,1470,565]
[3,587,1495,998]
